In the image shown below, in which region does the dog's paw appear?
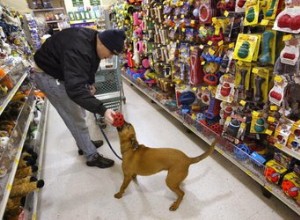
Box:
[169,203,179,211]
[114,193,123,199]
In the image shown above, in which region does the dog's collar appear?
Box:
[121,139,139,155]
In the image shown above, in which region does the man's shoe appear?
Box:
[78,140,104,155]
[86,153,114,168]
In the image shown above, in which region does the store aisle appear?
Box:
[38,82,298,220]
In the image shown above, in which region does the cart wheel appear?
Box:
[261,186,272,198]
[123,98,126,104]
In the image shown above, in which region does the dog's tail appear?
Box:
[189,139,217,164]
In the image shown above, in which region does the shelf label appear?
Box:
[90,0,100,6]
[218,149,224,155]
[265,185,273,192]
[72,0,84,7]
[245,170,253,177]
[6,183,12,191]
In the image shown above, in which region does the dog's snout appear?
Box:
[117,121,130,131]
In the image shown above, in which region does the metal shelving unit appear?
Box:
[32,7,65,12]
[26,99,49,220]
[0,95,36,218]
[0,63,28,115]
[121,74,300,216]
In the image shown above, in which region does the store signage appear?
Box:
[72,0,84,7]
[90,0,101,6]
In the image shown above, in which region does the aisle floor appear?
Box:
[38,82,299,220]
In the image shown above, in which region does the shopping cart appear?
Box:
[94,56,125,125]
[94,56,125,160]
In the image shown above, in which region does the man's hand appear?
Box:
[104,109,116,125]
[89,84,96,95]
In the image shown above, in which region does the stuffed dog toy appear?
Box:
[115,121,216,211]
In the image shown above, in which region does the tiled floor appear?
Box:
[38,82,299,220]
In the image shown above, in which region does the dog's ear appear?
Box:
[131,138,139,150]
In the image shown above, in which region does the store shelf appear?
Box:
[32,7,65,12]
[273,145,300,161]
[0,71,28,115]
[30,99,49,220]
[121,74,300,216]
[0,96,36,218]
[45,20,63,23]
[69,19,96,25]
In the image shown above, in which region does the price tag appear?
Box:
[265,129,273,135]
[181,15,184,19]
[274,75,283,83]
[237,60,243,66]
[199,45,204,49]
[270,105,278,111]
[174,16,177,19]
[283,34,293,41]
[224,10,229,17]
[192,87,197,91]
[182,28,186,32]
[191,20,195,25]
[252,111,259,117]
[207,41,213,46]
[267,116,275,122]
[190,46,194,50]
[229,43,235,48]
[252,68,259,74]
[218,40,224,46]
[261,19,269,26]
[208,48,215,55]
[240,100,246,106]
[164,15,167,19]
[201,61,206,65]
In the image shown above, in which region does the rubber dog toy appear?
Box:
[254,76,265,102]
[112,112,125,127]
[259,31,274,64]
[238,41,250,58]
[265,0,277,17]
[282,180,299,198]
[246,7,255,23]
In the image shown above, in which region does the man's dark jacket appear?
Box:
[34,28,107,115]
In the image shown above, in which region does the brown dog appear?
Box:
[114,121,216,211]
